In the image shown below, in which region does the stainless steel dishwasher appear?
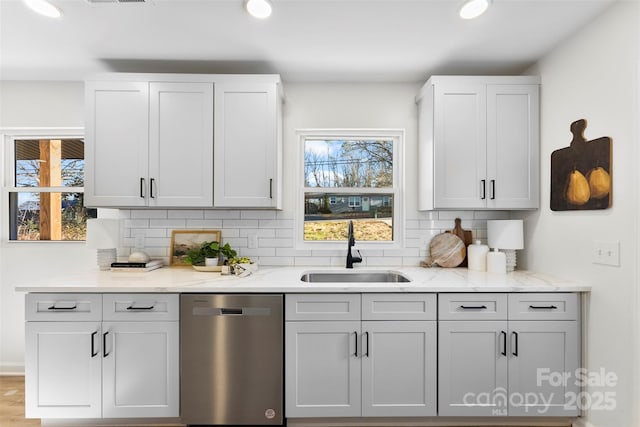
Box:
[181,294,283,426]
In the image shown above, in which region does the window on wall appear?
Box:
[6,137,94,241]
[300,130,402,243]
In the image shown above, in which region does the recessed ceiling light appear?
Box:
[245,0,272,19]
[459,0,490,20]
[23,0,63,18]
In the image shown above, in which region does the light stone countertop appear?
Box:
[15,265,591,293]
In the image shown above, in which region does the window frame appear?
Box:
[1,127,85,244]
[296,129,404,250]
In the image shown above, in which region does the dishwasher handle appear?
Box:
[192,306,272,316]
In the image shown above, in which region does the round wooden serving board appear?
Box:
[422,232,466,268]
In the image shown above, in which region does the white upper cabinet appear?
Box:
[85,81,149,207]
[214,78,283,208]
[85,73,282,209]
[85,78,213,208]
[148,82,213,207]
[417,76,540,210]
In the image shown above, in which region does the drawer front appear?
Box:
[103,294,179,321]
[25,293,102,321]
[362,294,436,320]
[438,293,507,320]
[508,293,579,320]
[285,294,361,321]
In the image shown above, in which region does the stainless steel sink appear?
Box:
[300,271,411,283]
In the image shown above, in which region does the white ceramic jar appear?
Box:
[467,240,489,272]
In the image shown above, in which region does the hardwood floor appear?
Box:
[0,375,40,427]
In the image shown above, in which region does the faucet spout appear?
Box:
[346,220,362,269]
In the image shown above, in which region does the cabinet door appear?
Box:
[85,81,149,207]
[285,321,361,417]
[361,321,437,416]
[149,82,214,207]
[438,321,508,416]
[486,84,539,209]
[508,321,579,416]
[433,82,487,209]
[25,322,102,418]
[102,321,179,418]
[214,83,279,208]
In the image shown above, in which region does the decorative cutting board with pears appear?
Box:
[551,119,612,211]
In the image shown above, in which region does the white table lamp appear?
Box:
[487,220,524,272]
[86,219,120,270]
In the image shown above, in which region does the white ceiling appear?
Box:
[0,0,616,82]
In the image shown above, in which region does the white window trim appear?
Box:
[296,128,404,250]
[1,127,85,245]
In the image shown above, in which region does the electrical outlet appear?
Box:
[592,240,620,266]
[248,233,258,249]
[134,233,145,249]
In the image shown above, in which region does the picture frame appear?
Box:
[170,229,222,267]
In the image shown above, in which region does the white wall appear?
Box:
[0,81,95,373]
[519,2,639,426]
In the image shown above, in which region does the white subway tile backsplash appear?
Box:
[294,256,332,266]
[120,208,506,268]
[259,238,294,248]
[259,219,294,229]
[260,257,294,266]
[186,219,223,229]
[149,219,187,228]
[131,210,168,219]
[204,210,241,220]
[241,211,277,220]
[223,219,259,228]
[438,211,474,220]
[169,210,204,219]
[277,248,312,257]
[239,228,276,238]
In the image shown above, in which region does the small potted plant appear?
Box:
[184,241,222,267]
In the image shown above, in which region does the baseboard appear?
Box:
[0,363,25,375]
[572,419,595,427]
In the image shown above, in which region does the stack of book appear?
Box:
[110,259,164,272]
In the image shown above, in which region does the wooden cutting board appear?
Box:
[449,218,473,267]
[422,232,466,268]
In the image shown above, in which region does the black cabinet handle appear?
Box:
[48,304,77,310]
[490,180,496,200]
[529,305,558,310]
[269,178,273,199]
[512,331,518,356]
[103,331,110,358]
[354,331,358,357]
[460,305,487,310]
[150,178,155,198]
[500,331,507,356]
[126,305,155,310]
[481,180,486,200]
[364,331,370,357]
[140,178,145,198]
[91,331,98,358]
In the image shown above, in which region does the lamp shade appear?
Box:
[487,220,523,250]
[86,218,120,249]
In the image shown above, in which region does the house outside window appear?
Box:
[299,129,403,245]
[3,130,94,241]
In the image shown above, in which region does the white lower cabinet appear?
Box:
[25,293,179,419]
[438,293,580,417]
[102,321,179,418]
[285,294,437,418]
[25,321,103,418]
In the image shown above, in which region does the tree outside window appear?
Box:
[9,138,94,241]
